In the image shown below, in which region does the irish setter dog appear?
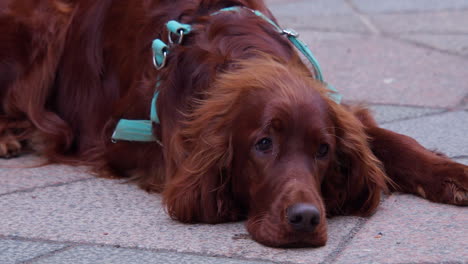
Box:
[1,0,467,247]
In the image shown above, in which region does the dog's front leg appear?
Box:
[364,125,467,206]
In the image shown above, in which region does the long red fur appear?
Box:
[1,0,466,248]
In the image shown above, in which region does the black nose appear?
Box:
[286,203,320,232]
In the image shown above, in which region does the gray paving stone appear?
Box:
[400,33,468,56]
[351,0,468,14]
[293,31,360,43]
[266,0,368,34]
[0,178,361,264]
[0,154,44,167]
[368,105,445,124]
[35,246,273,264]
[371,11,468,34]
[461,96,468,110]
[0,155,93,195]
[0,239,67,264]
[334,194,468,264]
[274,15,369,34]
[455,158,468,165]
[299,32,468,107]
[266,0,354,16]
[381,111,468,157]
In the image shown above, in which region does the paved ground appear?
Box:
[1,1,467,263]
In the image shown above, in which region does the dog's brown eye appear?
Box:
[256,137,273,152]
[317,144,329,158]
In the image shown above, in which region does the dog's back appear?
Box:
[1,0,166,159]
[0,0,269,159]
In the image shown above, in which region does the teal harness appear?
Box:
[111,6,342,144]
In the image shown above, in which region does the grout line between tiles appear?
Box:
[344,0,381,35]
[0,177,95,198]
[378,110,452,125]
[319,217,368,264]
[0,235,283,264]
[19,245,76,264]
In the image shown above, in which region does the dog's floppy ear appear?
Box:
[162,95,241,224]
[322,104,388,216]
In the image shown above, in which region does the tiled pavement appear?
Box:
[1,1,467,263]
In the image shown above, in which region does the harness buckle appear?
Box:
[282,28,299,38]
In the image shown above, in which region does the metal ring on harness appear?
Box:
[168,29,185,45]
[152,49,167,70]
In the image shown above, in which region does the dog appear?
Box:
[1,0,466,248]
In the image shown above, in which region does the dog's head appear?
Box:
[162,56,387,247]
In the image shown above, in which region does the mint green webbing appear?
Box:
[287,36,323,81]
[112,6,342,143]
[214,7,342,104]
[150,91,160,123]
[111,88,160,142]
[152,39,168,67]
[166,20,192,35]
[112,119,155,142]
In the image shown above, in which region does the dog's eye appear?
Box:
[255,137,273,152]
[317,144,329,158]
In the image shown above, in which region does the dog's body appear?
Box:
[1,0,467,247]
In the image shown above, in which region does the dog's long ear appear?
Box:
[162,92,241,224]
[322,104,388,216]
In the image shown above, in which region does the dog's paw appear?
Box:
[444,178,468,205]
[424,162,468,206]
[0,133,23,158]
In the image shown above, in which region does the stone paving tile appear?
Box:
[461,96,468,110]
[368,105,445,124]
[34,246,274,264]
[299,32,468,107]
[0,239,68,264]
[455,158,468,165]
[334,194,468,264]
[0,155,93,195]
[381,111,468,157]
[371,11,468,34]
[400,33,468,56]
[351,0,468,14]
[266,0,354,16]
[266,0,369,33]
[274,15,369,34]
[0,155,44,167]
[0,178,361,264]
[267,4,367,33]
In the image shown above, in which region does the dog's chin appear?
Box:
[246,216,328,248]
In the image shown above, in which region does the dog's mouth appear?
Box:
[241,179,329,247]
[245,209,328,248]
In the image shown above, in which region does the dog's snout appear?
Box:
[286,203,320,232]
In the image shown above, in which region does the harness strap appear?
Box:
[111,87,161,144]
[111,120,155,142]
[166,20,192,35]
[167,20,192,44]
[214,7,342,104]
[152,39,168,70]
[150,91,160,123]
[112,6,342,143]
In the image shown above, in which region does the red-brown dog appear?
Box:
[1,0,466,247]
